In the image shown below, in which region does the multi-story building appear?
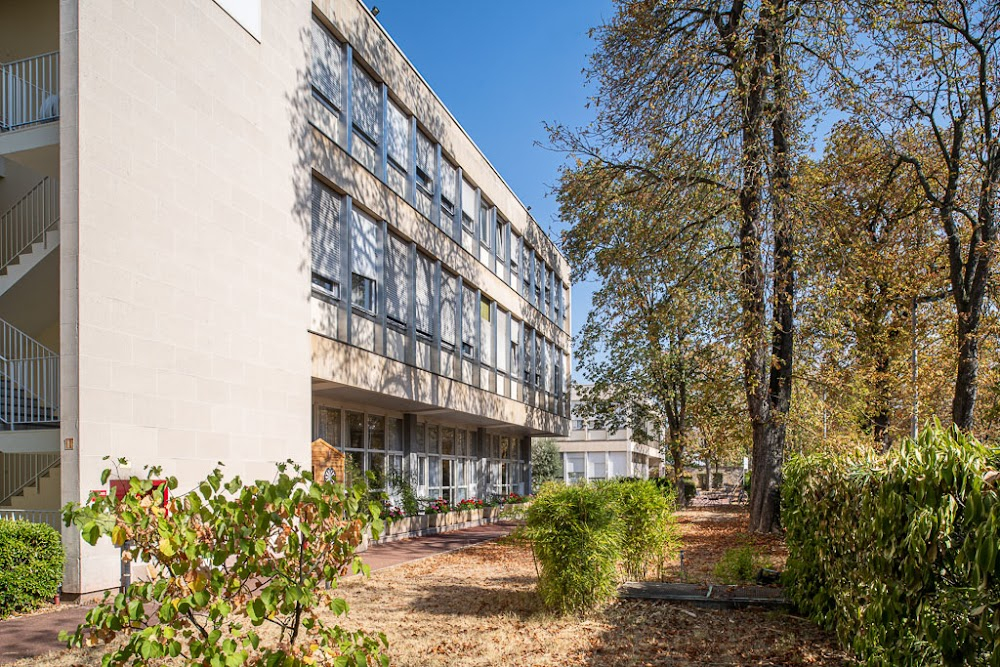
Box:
[557,386,662,483]
[0,0,570,596]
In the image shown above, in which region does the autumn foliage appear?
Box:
[61,460,389,667]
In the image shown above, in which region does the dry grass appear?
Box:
[11,506,852,667]
[659,506,789,583]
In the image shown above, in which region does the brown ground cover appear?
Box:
[12,505,850,667]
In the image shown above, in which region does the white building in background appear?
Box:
[0,0,570,596]
[557,386,663,483]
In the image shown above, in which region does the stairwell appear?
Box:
[0,450,61,531]
[0,176,59,298]
[0,317,59,430]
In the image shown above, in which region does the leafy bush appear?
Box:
[523,483,621,613]
[0,519,63,618]
[784,423,1000,666]
[606,479,679,580]
[681,475,697,506]
[62,460,389,667]
[712,545,769,584]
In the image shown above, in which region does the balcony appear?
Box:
[0,52,59,157]
[1,52,59,132]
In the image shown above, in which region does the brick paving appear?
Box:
[0,521,516,665]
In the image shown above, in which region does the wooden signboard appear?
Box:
[311,438,345,486]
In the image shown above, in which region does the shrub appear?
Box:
[523,483,621,613]
[784,423,1000,666]
[712,545,769,584]
[606,479,679,580]
[62,459,389,667]
[0,519,64,618]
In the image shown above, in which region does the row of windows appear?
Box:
[310,16,569,331]
[313,405,528,501]
[311,179,569,415]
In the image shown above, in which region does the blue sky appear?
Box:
[366,1,614,359]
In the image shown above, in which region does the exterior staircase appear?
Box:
[0,317,59,430]
[1,52,60,133]
[0,450,62,531]
[0,176,59,297]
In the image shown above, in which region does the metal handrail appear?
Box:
[0,177,59,274]
[0,451,60,506]
[0,318,59,427]
[0,51,59,131]
[0,508,62,532]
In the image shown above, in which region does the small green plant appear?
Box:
[523,482,621,613]
[713,545,770,584]
[385,467,419,516]
[62,459,389,667]
[606,479,680,580]
[0,519,64,618]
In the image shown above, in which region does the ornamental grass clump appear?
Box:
[524,482,621,614]
[606,479,679,580]
[784,422,1000,666]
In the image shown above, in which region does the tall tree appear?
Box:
[560,169,735,504]
[843,0,999,430]
[799,123,949,449]
[552,0,812,531]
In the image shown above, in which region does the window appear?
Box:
[566,453,585,483]
[535,334,543,387]
[461,178,476,233]
[496,308,508,373]
[521,244,532,300]
[590,456,607,481]
[311,180,342,298]
[440,159,458,228]
[314,406,341,446]
[351,62,381,172]
[415,131,436,220]
[441,428,455,456]
[311,19,344,112]
[544,266,553,317]
[351,274,376,312]
[479,202,491,249]
[415,253,435,337]
[573,417,584,431]
[535,255,544,308]
[496,217,507,265]
[385,234,410,325]
[461,283,477,358]
[510,319,520,379]
[440,271,458,347]
[510,232,520,290]
[480,297,493,367]
[523,327,533,385]
[386,99,410,198]
[554,278,562,324]
[350,208,380,314]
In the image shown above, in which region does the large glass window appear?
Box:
[415,131,436,221]
[386,99,410,199]
[350,208,380,314]
[480,298,493,368]
[310,20,344,113]
[351,62,381,172]
[461,178,476,234]
[311,180,342,299]
[496,309,508,374]
[385,234,411,326]
[415,253,435,338]
[313,406,341,446]
[440,271,458,348]
[440,159,458,229]
[461,284,478,358]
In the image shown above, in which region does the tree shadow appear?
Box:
[406,582,544,619]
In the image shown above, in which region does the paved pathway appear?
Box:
[0,521,516,665]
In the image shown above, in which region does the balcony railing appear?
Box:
[1,52,60,132]
[0,176,59,274]
[0,508,61,532]
[0,317,59,428]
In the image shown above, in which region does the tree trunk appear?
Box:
[748,420,783,532]
[952,317,979,431]
[668,430,685,506]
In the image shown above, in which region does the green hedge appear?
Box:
[0,519,64,618]
[784,423,1000,666]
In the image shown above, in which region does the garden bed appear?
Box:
[361,505,510,550]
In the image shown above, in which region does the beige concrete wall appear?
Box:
[313,335,566,436]
[61,0,314,594]
[0,0,59,62]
